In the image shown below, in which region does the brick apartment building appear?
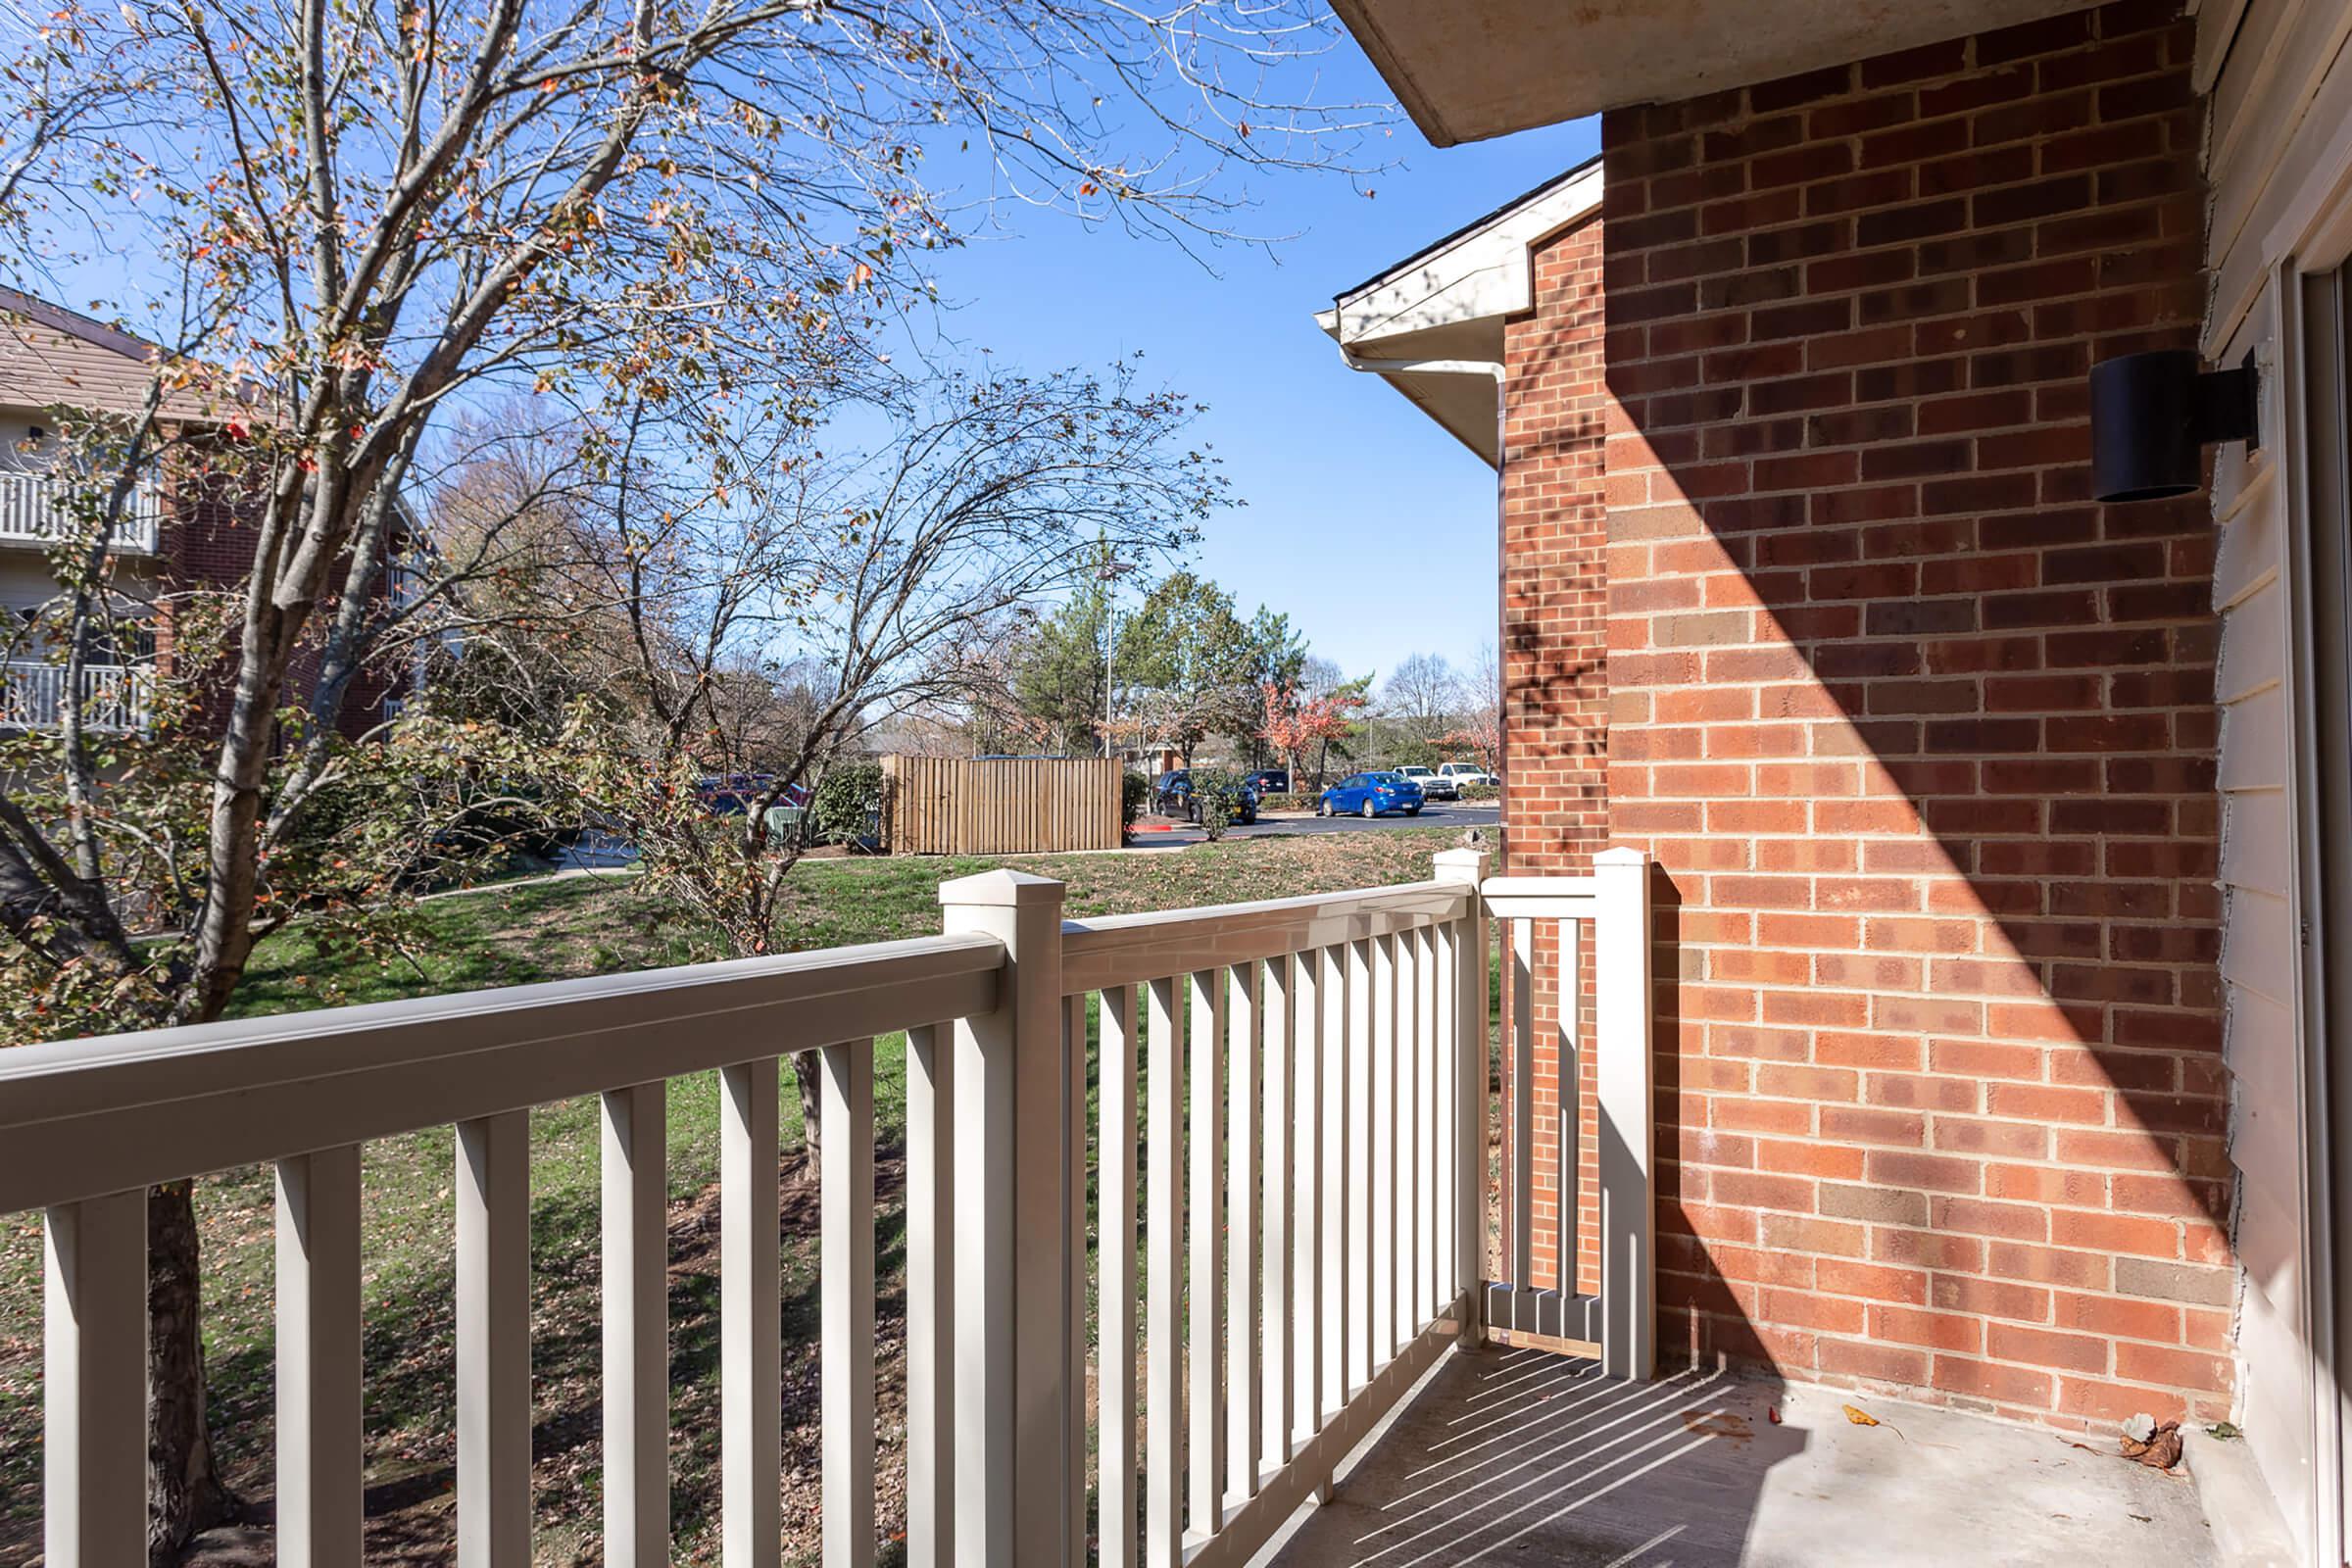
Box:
[1324,0,2352,1556]
[0,287,400,737]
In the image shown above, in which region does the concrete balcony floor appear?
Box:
[1267,1345,2215,1567]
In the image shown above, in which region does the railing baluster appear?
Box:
[1416,924,1440,1329]
[1260,954,1292,1478]
[1292,949,1323,1446]
[721,1061,782,1568]
[1370,931,1396,1366]
[1320,943,1350,1420]
[1508,917,1535,1305]
[277,1146,364,1568]
[1226,959,1260,1506]
[1558,918,1583,1298]
[1063,992,1088,1562]
[1434,849,1491,1339]
[821,1041,877,1568]
[457,1111,532,1568]
[43,1189,145,1568]
[1186,966,1226,1537]
[906,1025,953,1568]
[1433,917,1456,1314]
[1099,988,1141,1568]
[1396,928,1420,1338]
[1146,976,1185,1566]
[1346,936,1373,1395]
[602,1086,668,1568]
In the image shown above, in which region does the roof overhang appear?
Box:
[1329,0,2108,146]
[1317,160,1602,467]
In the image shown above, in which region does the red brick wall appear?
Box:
[1547,0,2230,1428]
[1500,213,1610,1295]
[161,447,400,741]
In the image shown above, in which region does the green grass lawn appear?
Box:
[0,827,1472,1565]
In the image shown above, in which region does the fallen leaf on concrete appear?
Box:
[1842,1402,1908,1443]
[1767,1405,1782,1425]
[2121,1419,2182,1470]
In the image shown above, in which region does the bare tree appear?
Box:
[437,363,1214,1141]
[1443,644,1500,773]
[1381,650,1458,742]
[0,0,1381,1546]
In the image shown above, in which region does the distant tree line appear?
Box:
[995,563,1499,788]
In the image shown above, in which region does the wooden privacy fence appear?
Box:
[882,755,1124,855]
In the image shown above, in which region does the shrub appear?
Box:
[1121,769,1151,832]
[811,760,886,848]
[1257,791,1317,812]
[1189,766,1247,841]
[1458,782,1499,802]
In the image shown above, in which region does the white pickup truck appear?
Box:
[1394,764,1454,800]
[1436,761,1494,789]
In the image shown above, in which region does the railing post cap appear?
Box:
[1432,847,1490,882]
[937,867,1067,908]
[1593,846,1650,868]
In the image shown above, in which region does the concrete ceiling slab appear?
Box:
[1329,0,2107,145]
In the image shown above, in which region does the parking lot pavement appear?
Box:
[1129,802,1499,847]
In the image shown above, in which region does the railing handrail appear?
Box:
[1479,871,1601,917]
[0,930,1003,1213]
[1058,876,1472,994]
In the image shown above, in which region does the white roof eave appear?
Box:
[1317,160,1603,469]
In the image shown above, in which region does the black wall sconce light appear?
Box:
[2089,348,2260,503]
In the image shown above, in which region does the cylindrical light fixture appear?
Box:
[2089,348,2259,503]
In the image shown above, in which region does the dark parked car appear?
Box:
[696,774,808,815]
[1152,768,1259,825]
[1244,767,1291,795]
[1318,770,1424,818]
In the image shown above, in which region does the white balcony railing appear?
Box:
[0,469,162,553]
[0,849,1654,1568]
[0,661,150,733]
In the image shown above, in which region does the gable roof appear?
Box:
[0,288,237,422]
[1316,159,1602,466]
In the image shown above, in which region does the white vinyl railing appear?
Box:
[1483,848,1658,1376]
[0,847,1656,1568]
[0,469,162,552]
[0,661,150,733]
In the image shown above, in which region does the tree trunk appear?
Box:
[148,1180,233,1563]
[793,1048,822,1160]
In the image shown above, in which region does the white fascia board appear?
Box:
[1322,161,1604,352]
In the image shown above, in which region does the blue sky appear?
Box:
[915,55,1600,689]
[15,19,1596,691]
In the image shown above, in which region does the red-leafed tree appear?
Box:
[1259,678,1363,789]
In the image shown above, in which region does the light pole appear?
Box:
[1098,558,1134,760]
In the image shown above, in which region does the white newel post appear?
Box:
[1433,848,1489,1344]
[1592,847,1655,1381]
[940,870,1078,1568]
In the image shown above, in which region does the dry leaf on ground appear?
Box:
[2121,1419,2183,1470]
[1842,1402,1908,1443]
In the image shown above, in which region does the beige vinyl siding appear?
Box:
[2202,1,2352,1555]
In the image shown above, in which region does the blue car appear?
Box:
[1319,770,1424,819]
